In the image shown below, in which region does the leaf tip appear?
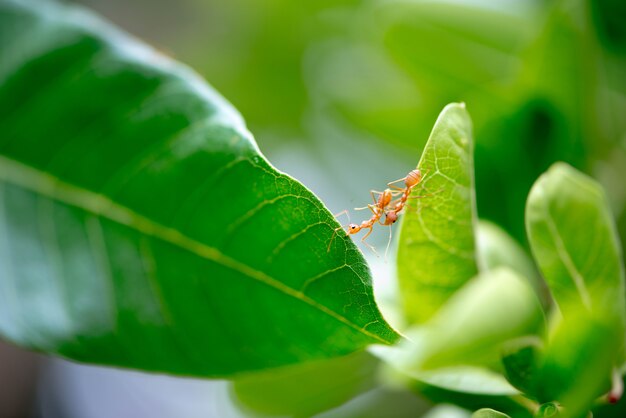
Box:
[441,101,469,114]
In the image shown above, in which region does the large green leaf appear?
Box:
[526,162,626,327]
[397,102,478,324]
[0,0,397,377]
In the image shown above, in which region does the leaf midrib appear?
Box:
[0,155,392,344]
[539,187,592,310]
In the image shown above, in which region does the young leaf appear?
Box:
[476,220,538,287]
[317,386,431,418]
[526,163,625,414]
[395,268,544,371]
[526,162,626,327]
[534,402,560,418]
[423,405,472,418]
[501,336,543,398]
[533,309,619,417]
[0,0,397,377]
[476,220,550,309]
[472,408,512,418]
[397,102,478,324]
[232,351,379,417]
[373,346,529,417]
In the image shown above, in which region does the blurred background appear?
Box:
[2,0,626,416]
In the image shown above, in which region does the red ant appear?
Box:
[328,168,433,255]
[328,189,395,253]
[383,169,426,226]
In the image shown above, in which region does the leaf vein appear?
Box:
[543,201,592,309]
[0,155,391,344]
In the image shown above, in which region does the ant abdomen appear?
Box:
[405,169,422,188]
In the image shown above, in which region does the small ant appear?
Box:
[328,168,434,256]
[383,169,425,226]
[328,189,395,253]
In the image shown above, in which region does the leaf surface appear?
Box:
[526,162,625,327]
[471,409,511,418]
[411,268,545,370]
[534,310,618,417]
[0,0,397,377]
[397,102,478,324]
[526,163,626,414]
[373,344,529,417]
[476,220,537,284]
[232,351,379,417]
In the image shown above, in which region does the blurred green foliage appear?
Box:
[5,0,626,416]
[163,0,626,251]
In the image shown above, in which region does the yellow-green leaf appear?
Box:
[397,103,478,324]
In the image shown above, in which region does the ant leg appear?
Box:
[328,210,352,253]
[370,190,381,206]
[356,191,384,211]
[361,227,379,256]
[387,183,405,190]
[354,204,377,216]
[378,210,393,225]
[387,168,430,190]
[354,203,373,211]
[327,225,347,253]
[371,189,402,203]
[370,190,392,205]
[334,209,351,223]
[406,187,445,200]
[387,176,406,186]
[387,177,407,191]
[361,226,373,241]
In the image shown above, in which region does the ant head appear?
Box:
[405,169,422,187]
[386,212,398,224]
[347,224,360,234]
